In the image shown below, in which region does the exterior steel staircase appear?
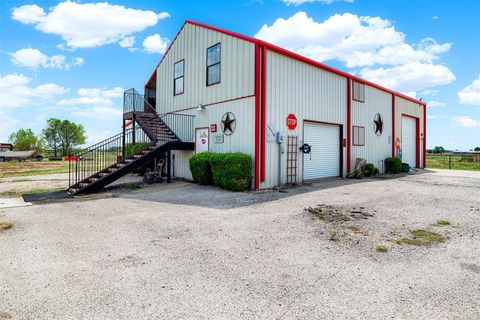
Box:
[68,89,194,194]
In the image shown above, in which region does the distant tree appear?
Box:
[42,118,62,157]
[42,118,87,156]
[8,128,44,153]
[433,146,446,154]
[475,147,480,152]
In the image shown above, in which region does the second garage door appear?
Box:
[303,122,341,180]
[401,116,417,168]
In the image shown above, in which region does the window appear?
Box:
[174,60,184,95]
[353,81,365,102]
[207,43,221,86]
[353,126,365,146]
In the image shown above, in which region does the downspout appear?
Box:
[261,46,267,182]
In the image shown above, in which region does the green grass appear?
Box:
[0,161,70,178]
[433,219,451,226]
[0,187,65,198]
[376,244,389,253]
[125,184,142,191]
[397,229,447,246]
[0,222,14,230]
[426,155,480,171]
[329,229,340,241]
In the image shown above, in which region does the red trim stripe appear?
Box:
[254,45,261,189]
[402,113,421,168]
[392,94,396,157]
[260,46,267,182]
[346,77,351,173]
[423,104,427,168]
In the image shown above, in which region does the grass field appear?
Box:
[426,155,480,171]
[0,161,70,178]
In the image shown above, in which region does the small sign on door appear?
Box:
[195,128,209,153]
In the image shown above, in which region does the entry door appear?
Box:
[195,128,209,153]
[401,116,417,167]
[303,122,341,180]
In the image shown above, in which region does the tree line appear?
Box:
[427,146,480,154]
[8,118,87,157]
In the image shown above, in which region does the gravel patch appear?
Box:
[0,169,479,319]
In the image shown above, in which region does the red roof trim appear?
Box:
[146,19,426,106]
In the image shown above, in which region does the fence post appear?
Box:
[448,154,452,169]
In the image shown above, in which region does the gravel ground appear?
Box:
[0,169,479,319]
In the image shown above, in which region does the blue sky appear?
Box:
[1,0,479,150]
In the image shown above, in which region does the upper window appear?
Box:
[353,81,365,102]
[353,126,365,146]
[207,43,221,86]
[174,60,184,95]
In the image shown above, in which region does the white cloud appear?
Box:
[453,116,480,128]
[73,57,84,66]
[58,87,124,107]
[422,89,439,96]
[458,75,480,106]
[119,36,135,48]
[11,4,45,24]
[0,73,68,109]
[401,91,417,98]
[359,62,455,92]
[282,0,353,5]
[432,16,439,20]
[255,12,452,68]
[11,48,83,70]
[427,100,446,107]
[427,115,438,119]
[12,1,170,49]
[143,34,169,54]
[256,12,455,92]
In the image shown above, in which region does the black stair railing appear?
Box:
[123,88,195,143]
[68,124,151,188]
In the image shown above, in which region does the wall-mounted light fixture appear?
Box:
[197,104,205,111]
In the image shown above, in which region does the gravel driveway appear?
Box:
[0,169,479,319]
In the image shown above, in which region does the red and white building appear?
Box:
[143,20,426,189]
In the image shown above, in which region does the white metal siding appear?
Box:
[156,23,255,114]
[263,50,347,188]
[303,122,340,179]
[401,116,416,167]
[352,85,392,172]
[171,97,255,181]
[395,96,424,168]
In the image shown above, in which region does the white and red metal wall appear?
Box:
[145,20,427,189]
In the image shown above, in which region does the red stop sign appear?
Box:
[286,114,298,130]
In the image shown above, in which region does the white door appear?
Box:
[303,122,340,180]
[401,116,417,167]
[195,128,209,153]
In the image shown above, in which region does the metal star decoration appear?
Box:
[221,112,236,135]
[374,113,383,136]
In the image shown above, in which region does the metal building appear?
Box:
[68,20,426,194]
[143,20,426,189]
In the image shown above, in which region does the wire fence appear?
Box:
[426,153,480,171]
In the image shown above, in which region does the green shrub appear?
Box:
[189,152,213,185]
[362,163,377,177]
[210,153,253,191]
[385,157,402,173]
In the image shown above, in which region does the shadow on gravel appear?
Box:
[119,170,430,209]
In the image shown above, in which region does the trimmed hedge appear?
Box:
[189,152,213,185]
[385,156,402,173]
[189,152,253,191]
[362,163,377,177]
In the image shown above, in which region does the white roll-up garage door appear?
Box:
[303,122,340,180]
[401,116,417,168]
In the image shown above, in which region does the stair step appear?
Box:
[68,188,79,194]
[89,178,99,183]
[79,182,90,188]
[108,168,117,172]
[116,163,126,167]
[99,172,110,177]
[133,154,143,158]
[124,159,134,163]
